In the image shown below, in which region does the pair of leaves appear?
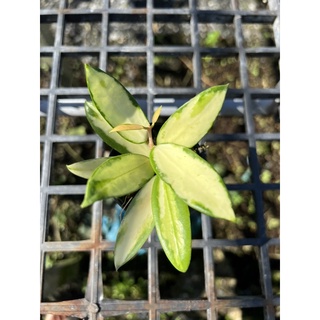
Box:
[114,174,191,272]
[67,64,236,273]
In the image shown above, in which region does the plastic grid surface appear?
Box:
[40,0,280,319]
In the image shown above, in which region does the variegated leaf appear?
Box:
[81,154,154,208]
[84,101,150,157]
[85,64,150,144]
[152,176,191,272]
[150,143,235,222]
[66,157,108,179]
[156,85,228,148]
[114,176,156,270]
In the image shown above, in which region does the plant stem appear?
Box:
[147,127,154,149]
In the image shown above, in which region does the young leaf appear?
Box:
[81,154,154,208]
[150,143,235,222]
[85,64,150,144]
[110,124,146,133]
[66,157,108,179]
[85,101,150,157]
[152,176,191,272]
[114,176,156,270]
[156,85,228,148]
[151,106,162,127]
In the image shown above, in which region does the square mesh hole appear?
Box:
[247,56,280,88]
[42,251,90,302]
[238,0,269,11]
[253,97,280,133]
[197,0,231,10]
[102,199,126,242]
[40,55,52,88]
[217,307,265,319]
[40,143,44,182]
[198,23,235,48]
[154,0,189,8]
[66,0,103,9]
[263,190,280,238]
[212,190,257,239]
[201,55,241,89]
[40,115,46,135]
[256,140,280,184]
[153,15,191,46]
[63,19,102,46]
[40,0,59,9]
[102,251,148,300]
[54,100,95,135]
[242,23,276,47]
[107,54,147,87]
[210,115,246,134]
[254,112,280,133]
[46,194,92,241]
[160,311,207,320]
[206,141,251,184]
[108,16,146,45]
[50,142,96,185]
[109,0,146,8]
[269,245,280,296]
[40,21,57,46]
[103,314,149,320]
[59,54,99,87]
[213,246,262,297]
[154,54,194,87]
[41,315,80,320]
[275,305,280,320]
[158,249,206,299]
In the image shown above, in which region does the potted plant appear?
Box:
[67,64,235,272]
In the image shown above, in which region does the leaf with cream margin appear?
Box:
[84,101,150,157]
[66,157,108,179]
[150,143,235,222]
[81,154,154,208]
[156,85,228,148]
[85,64,150,144]
[152,176,191,272]
[114,176,156,270]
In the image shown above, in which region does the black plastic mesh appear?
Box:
[40,0,280,319]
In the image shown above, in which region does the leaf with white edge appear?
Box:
[152,176,191,272]
[85,101,150,157]
[85,64,150,144]
[150,143,235,222]
[156,85,228,148]
[66,157,108,179]
[81,154,154,208]
[114,176,156,270]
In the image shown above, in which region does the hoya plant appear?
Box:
[67,64,235,273]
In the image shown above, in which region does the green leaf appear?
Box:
[66,157,108,179]
[85,64,150,144]
[114,176,156,270]
[81,154,154,208]
[150,143,235,222]
[156,85,228,148]
[152,176,191,272]
[84,101,150,157]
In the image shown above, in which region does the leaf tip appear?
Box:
[114,262,120,272]
[80,198,90,209]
